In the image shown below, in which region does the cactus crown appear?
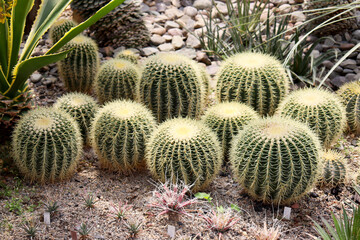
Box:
[146,118,222,191]
[216,52,289,116]
[277,88,346,148]
[230,116,321,204]
[318,150,347,187]
[49,19,77,43]
[12,108,82,183]
[138,53,204,122]
[91,100,156,173]
[338,81,360,135]
[114,50,139,64]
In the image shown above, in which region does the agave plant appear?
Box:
[0,0,125,135]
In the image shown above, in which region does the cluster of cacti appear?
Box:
[12,108,82,183]
[91,100,156,173]
[202,102,259,157]
[49,19,77,43]
[305,0,357,37]
[216,52,289,116]
[94,59,140,104]
[70,0,150,48]
[277,88,346,148]
[146,118,222,191]
[138,53,205,122]
[318,150,347,187]
[57,35,100,93]
[54,93,99,142]
[338,81,360,135]
[114,50,139,65]
[230,117,321,204]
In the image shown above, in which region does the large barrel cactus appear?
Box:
[58,35,99,93]
[114,49,139,65]
[202,102,259,157]
[49,19,77,43]
[91,100,156,173]
[216,52,289,116]
[338,81,360,135]
[12,108,82,183]
[54,93,99,142]
[318,150,347,188]
[146,118,222,191]
[94,59,140,104]
[138,53,205,122]
[230,117,321,204]
[277,88,346,148]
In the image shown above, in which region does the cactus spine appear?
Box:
[146,118,222,191]
[54,93,99,142]
[94,59,140,104]
[338,81,360,135]
[114,49,139,65]
[138,53,205,122]
[216,52,289,116]
[202,102,259,157]
[277,88,346,148]
[230,117,321,204]
[58,35,100,93]
[49,19,77,43]
[91,100,156,173]
[12,108,82,183]
[318,150,347,187]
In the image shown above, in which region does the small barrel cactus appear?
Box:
[216,52,289,116]
[114,49,139,64]
[138,53,205,122]
[12,108,82,183]
[338,81,360,135]
[318,150,347,188]
[146,118,222,191]
[54,93,99,142]
[58,35,100,93]
[49,18,77,43]
[277,88,346,148]
[91,100,156,173]
[94,59,140,104]
[230,116,321,204]
[202,102,259,157]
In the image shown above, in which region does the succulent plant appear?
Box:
[49,18,77,43]
[202,102,259,157]
[338,81,360,135]
[146,118,222,191]
[197,65,210,99]
[305,0,357,37]
[71,0,150,48]
[57,35,99,93]
[114,50,139,65]
[216,52,289,116]
[230,116,321,204]
[54,93,99,143]
[277,88,346,148]
[12,108,82,183]
[91,100,156,173]
[138,53,205,123]
[318,150,347,187]
[94,59,140,104]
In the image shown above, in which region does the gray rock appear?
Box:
[184,6,198,17]
[291,11,306,22]
[163,34,173,41]
[140,3,150,12]
[334,66,343,73]
[322,60,334,69]
[340,59,357,69]
[176,47,197,59]
[346,73,356,81]
[151,27,166,35]
[172,0,181,7]
[165,8,184,19]
[311,50,320,59]
[181,0,194,7]
[279,4,291,14]
[165,21,180,29]
[196,51,211,65]
[334,34,342,42]
[151,34,166,45]
[193,0,212,10]
[168,28,183,36]
[158,43,175,51]
[343,69,354,74]
[271,0,288,5]
[172,36,184,49]
[142,47,159,56]
[30,73,42,83]
[186,34,201,48]
[353,29,360,40]
[324,37,335,47]
[156,3,167,12]
[331,76,347,88]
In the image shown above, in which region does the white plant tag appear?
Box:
[283,207,291,220]
[167,225,176,238]
[44,212,51,225]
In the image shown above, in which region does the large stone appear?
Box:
[168,28,183,36]
[196,51,211,65]
[172,35,185,49]
[291,11,306,22]
[186,34,201,48]
[151,27,166,35]
[165,21,180,30]
[30,72,42,83]
[151,34,166,45]
[340,59,357,69]
[184,6,198,17]
[279,4,291,14]
[193,0,212,10]
[176,47,197,59]
[142,47,159,56]
[158,43,175,51]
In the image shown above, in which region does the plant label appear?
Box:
[167,225,175,238]
[44,211,51,225]
[71,230,78,240]
[283,206,291,220]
